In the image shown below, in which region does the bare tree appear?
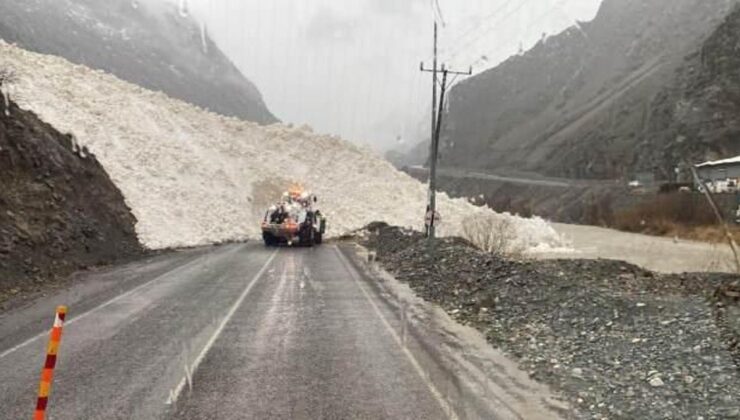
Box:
[0,67,16,89]
[462,215,526,259]
[0,67,18,115]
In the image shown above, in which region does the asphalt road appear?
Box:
[0,243,563,419]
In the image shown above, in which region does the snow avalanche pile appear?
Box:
[0,41,567,252]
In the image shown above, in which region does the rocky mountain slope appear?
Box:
[0,88,142,304]
[440,0,739,180]
[0,0,276,124]
[645,4,740,169]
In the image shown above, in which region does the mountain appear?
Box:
[439,0,740,180]
[0,0,276,124]
[646,4,740,169]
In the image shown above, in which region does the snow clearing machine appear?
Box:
[261,187,326,247]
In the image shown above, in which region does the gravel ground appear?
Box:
[358,223,740,419]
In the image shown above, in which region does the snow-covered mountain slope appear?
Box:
[0,0,276,124]
[0,41,566,252]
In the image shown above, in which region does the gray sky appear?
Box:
[179,0,602,151]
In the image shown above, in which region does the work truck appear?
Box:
[261,189,326,247]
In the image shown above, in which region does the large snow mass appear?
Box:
[0,41,567,251]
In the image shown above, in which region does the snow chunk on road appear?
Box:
[0,41,567,252]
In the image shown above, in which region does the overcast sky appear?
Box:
[181,0,602,151]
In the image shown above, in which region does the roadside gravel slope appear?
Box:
[360,224,740,419]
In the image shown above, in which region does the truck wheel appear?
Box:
[263,233,275,247]
[314,231,323,245]
[300,227,314,247]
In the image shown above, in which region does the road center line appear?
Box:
[165,248,279,405]
[333,246,459,420]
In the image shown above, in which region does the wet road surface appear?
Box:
[0,243,564,419]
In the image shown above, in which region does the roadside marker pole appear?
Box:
[34,305,67,420]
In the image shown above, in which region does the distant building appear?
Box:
[696,155,740,181]
[695,155,740,194]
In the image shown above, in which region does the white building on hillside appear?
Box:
[696,155,740,194]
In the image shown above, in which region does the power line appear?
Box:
[445,0,537,63]
[448,0,574,70]
[431,0,446,26]
[421,0,527,64]
[441,0,517,57]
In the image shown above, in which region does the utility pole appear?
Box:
[419,22,438,239]
[431,22,438,170]
[428,68,448,240]
[420,35,472,240]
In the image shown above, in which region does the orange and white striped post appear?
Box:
[34,305,67,420]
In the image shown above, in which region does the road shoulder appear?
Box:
[337,243,570,419]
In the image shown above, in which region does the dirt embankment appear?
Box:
[0,95,143,307]
[360,223,740,419]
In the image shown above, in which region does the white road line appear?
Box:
[333,246,460,420]
[0,248,229,360]
[166,248,279,405]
